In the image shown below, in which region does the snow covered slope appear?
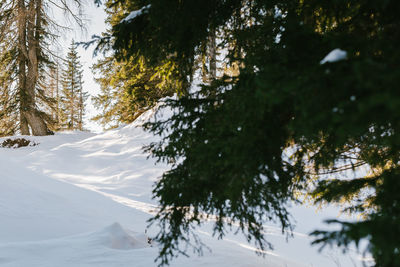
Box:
[0,108,369,266]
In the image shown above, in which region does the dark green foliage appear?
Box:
[312,168,400,267]
[145,82,298,264]
[109,0,400,266]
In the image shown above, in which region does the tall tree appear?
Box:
[107,0,400,266]
[0,0,84,136]
[61,41,87,130]
[46,62,62,129]
[17,0,52,135]
[39,60,65,131]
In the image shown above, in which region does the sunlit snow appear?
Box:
[0,105,370,266]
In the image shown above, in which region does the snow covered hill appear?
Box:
[0,108,369,267]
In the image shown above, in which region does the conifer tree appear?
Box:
[0,0,19,136]
[38,61,66,131]
[46,62,62,129]
[92,54,180,129]
[91,2,182,129]
[0,0,84,136]
[0,51,18,135]
[61,41,87,130]
[108,1,400,266]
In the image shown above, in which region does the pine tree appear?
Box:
[0,0,84,136]
[108,1,400,266]
[47,62,62,129]
[91,2,182,130]
[0,0,19,136]
[38,60,66,131]
[61,41,87,131]
[92,54,180,129]
[0,31,18,135]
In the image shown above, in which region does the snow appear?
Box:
[320,48,348,64]
[121,5,151,23]
[91,222,149,250]
[0,106,370,266]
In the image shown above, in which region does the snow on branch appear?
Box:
[320,48,347,64]
[121,5,151,23]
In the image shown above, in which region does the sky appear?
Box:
[57,2,108,132]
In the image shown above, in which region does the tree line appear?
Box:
[0,0,87,136]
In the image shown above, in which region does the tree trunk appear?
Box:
[17,0,30,135]
[23,110,49,135]
[20,112,30,135]
[17,0,50,136]
[208,28,217,80]
[56,63,59,124]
